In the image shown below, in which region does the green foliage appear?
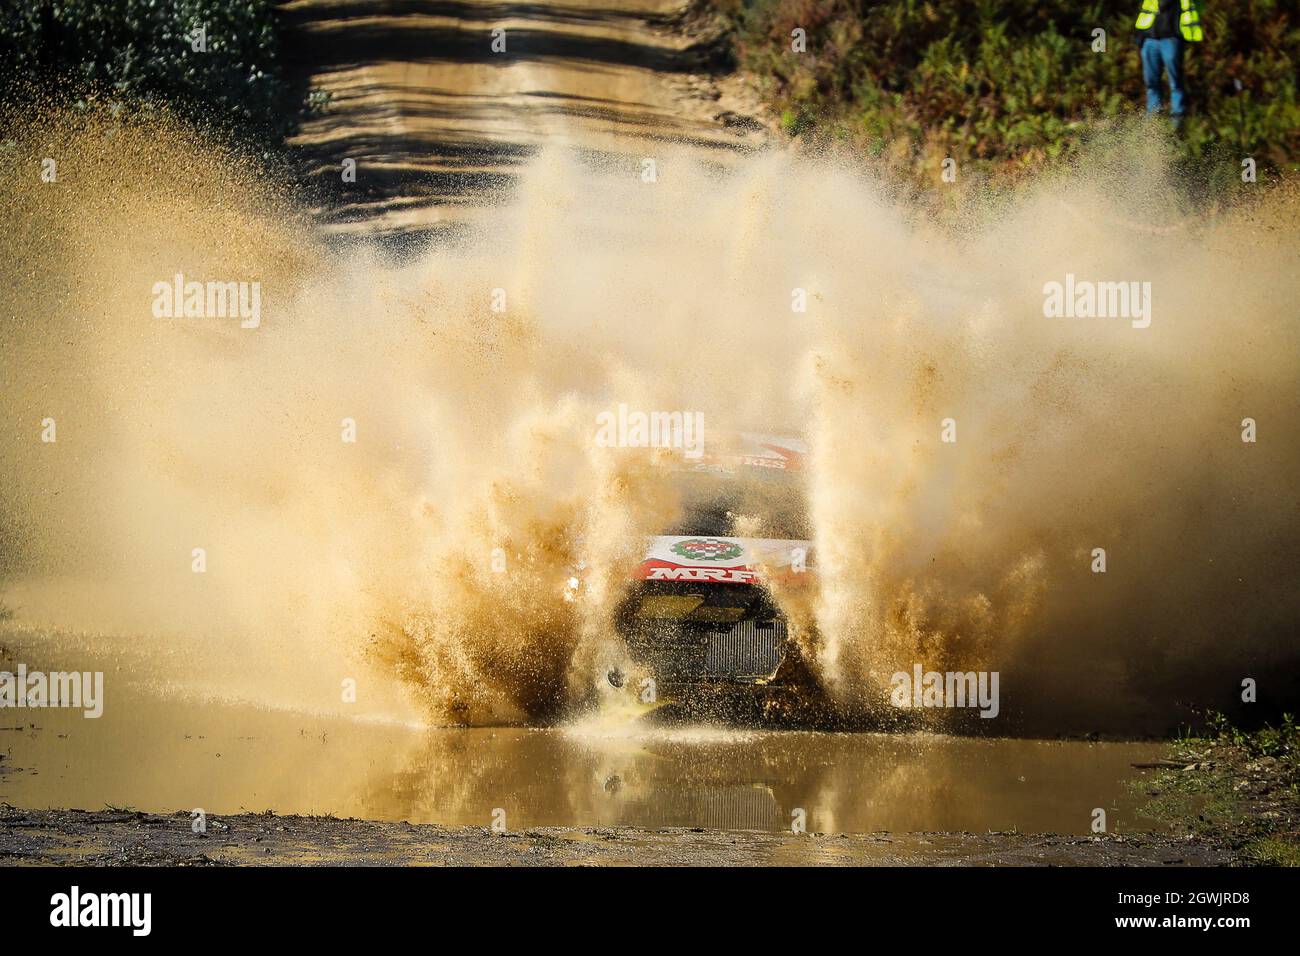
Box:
[1135,712,1300,864]
[1207,709,1298,757]
[711,0,1300,182]
[0,1,293,144]
[1244,836,1300,865]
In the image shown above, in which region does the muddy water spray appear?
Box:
[2,109,1297,730]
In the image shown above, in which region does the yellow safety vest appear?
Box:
[1135,0,1205,42]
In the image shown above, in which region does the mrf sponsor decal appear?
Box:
[633,536,812,584]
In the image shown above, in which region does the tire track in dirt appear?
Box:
[281,0,769,240]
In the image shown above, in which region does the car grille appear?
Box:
[704,618,786,677]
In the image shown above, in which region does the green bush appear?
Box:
[0,1,292,143]
[712,0,1300,182]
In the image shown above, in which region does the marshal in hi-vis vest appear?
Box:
[1135,0,1205,42]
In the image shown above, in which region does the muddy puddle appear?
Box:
[0,636,1164,835]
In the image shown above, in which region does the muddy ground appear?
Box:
[0,806,1230,866]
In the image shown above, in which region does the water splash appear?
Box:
[2,105,1297,731]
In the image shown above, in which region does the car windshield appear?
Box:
[664,468,810,540]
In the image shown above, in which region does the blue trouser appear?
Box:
[1141,37,1186,117]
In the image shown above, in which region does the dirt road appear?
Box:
[0,807,1230,866]
[282,0,767,238]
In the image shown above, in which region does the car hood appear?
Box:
[632,535,814,585]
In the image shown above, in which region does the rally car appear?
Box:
[608,434,819,717]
